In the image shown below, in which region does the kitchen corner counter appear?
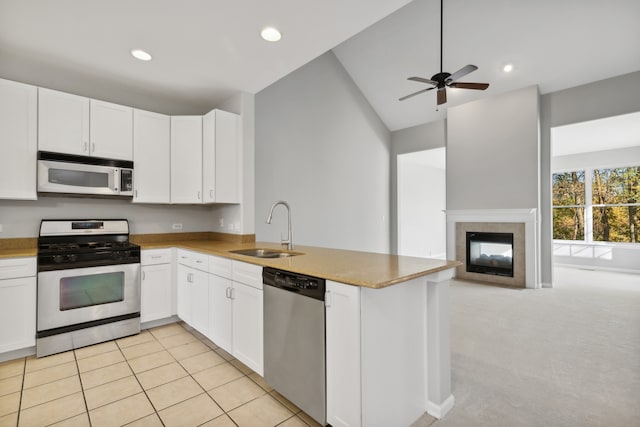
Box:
[0,238,37,259]
[134,238,461,289]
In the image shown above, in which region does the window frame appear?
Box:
[552,165,640,246]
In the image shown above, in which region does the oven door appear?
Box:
[37,263,140,332]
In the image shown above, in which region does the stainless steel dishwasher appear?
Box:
[263,267,326,426]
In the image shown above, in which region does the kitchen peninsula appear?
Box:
[135,235,460,426]
[0,235,459,426]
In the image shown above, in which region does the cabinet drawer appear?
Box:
[209,255,232,278]
[176,249,208,272]
[141,248,172,265]
[0,257,36,280]
[232,261,263,290]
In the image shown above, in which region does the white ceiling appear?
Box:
[1,0,639,131]
[551,112,640,157]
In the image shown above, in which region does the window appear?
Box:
[552,171,585,240]
[592,167,640,243]
[553,166,640,243]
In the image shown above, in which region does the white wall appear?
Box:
[446,85,540,210]
[397,149,446,258]
[551,146,640,171]
[255,51,390,253]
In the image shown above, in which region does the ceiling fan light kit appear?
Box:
[399,0,489,106]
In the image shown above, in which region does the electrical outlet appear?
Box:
[219,218,224,227]
[172,223,183,231]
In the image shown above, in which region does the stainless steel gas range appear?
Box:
[36,219,141,357]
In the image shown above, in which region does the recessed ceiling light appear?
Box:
[131,49,152,61]
[261,27,282,42]
[503,63,514,73]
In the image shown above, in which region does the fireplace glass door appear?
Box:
[466,232,514,277]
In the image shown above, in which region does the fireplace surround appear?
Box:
[446,209,539,288]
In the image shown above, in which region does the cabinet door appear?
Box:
[38,87,89,155]
[0,277,36,353]
[326,281,362,427]
[202,109,239,203]
[171,116,203,203]
[191,269,210,336]
[133,109,171,203]
[232,282,263,375]
[208,274,233,352]
[141,263,172,323]
[176,264,192,325]
[90,99,133,160]
[0,79,37,200]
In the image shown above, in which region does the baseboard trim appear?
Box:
[0,346,36,363]
[426,394,455,419]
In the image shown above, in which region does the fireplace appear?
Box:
[466,232,514,277]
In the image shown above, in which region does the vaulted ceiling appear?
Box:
[1,0,639,132]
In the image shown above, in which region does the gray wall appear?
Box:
[540,70,640,285]
[255,51,391,253]
[0,197,215,238]
[390,120,446,253]
[446,85,540,210]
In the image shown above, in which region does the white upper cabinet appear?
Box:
[38,87,133,161]
[171,116,203,204]
[0,78,37,200]
[133,109,171,203]
[38,87,90,156]
[89,99,133,160]
[203,109,240,203]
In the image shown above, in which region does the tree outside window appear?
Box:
[553,166,640,244]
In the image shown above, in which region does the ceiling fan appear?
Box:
[399,0,489,105]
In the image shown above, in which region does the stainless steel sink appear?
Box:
[229,248,304,259]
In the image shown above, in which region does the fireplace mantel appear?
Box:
[445,209,540,288]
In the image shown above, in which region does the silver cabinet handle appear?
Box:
[135,189,138,198]
[83,142,88,153]
[209,190,213,199]
[197,191,201,200]
[151,255,162,259]
[196,260,204,264]
[325,290,331,308]
[92,143,96,153]
[142,271,146,280]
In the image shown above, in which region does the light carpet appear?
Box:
[433,267,640,427]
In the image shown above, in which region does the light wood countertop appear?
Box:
[135,239,461,289]
[0,238,37,259]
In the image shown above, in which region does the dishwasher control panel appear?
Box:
[263,267,325,300]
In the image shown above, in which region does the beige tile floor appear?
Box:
[0,322,323,427]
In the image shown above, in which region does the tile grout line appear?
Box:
[116,334,168,427]
[15,356,26,426]
[74,345,92,427]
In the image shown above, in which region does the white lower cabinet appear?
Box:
[0,257,37,353]
[140,249,173,323]
[231,280,263,374]
[176,250,210,336]
[208,272,233,351]
[326,280,362,427]
[207,256,263,375]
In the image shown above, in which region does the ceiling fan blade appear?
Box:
[447,64,478,83]
[437,88,447,105]
[408,76,438,85]
[399,87,436,101]
[449,82,490,90]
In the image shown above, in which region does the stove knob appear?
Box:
[68,254,78,262]
[53,255,63,263]
[124,250,132,259]
[113,251,123,260]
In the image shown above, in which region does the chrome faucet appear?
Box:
[265,200,293,250]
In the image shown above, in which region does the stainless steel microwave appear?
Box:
[37,151,134,197]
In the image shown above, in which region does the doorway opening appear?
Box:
[551,111,640,285]
[397,147,446,259]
